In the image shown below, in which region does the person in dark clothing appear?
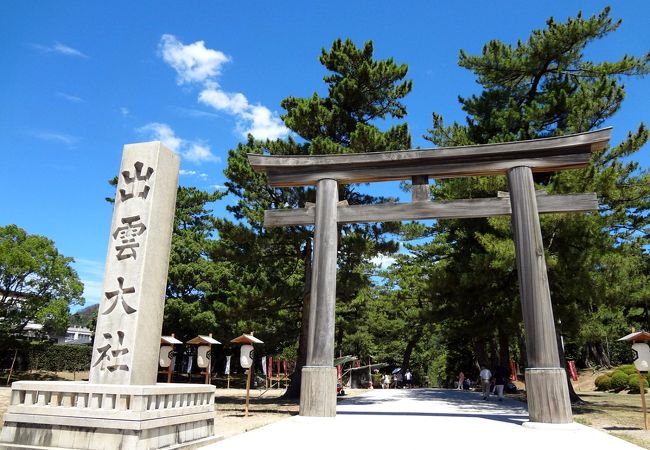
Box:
[493,365,509,401]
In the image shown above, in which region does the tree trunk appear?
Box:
[498,327,510,367]
[282,239,312,399]
[587,342,611,367]
[474,341,488,370]
[401,324,423,372]
[556,327,582,403]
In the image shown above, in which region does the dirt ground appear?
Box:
[1,370,650,448]
[570,369,650,449]
[213,388,299,438]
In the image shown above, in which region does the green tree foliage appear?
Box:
[413,7,650,378]
[0,224,84,342]
[162,187,224,341]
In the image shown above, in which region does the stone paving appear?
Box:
[201,388,644,450]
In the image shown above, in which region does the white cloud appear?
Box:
[170,106,220,119]
[180,169,209,178]
[32,42,87,58]
[159,34,230,84]
[242,104,290,140]
[159,34,289,141]
[199,82,248,115]
[370,254,396,270]
[138,122,182,152]
[185,143,219,163]
[138,122,219,164]
[120,107,129,117]
[33,130,80,146]
[210,184,228,190]
[56,92,84,103]
[72,258,105,306]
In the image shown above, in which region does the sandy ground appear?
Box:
[0,380,359,440]
[213,388,298,438]
[0,370,648,448]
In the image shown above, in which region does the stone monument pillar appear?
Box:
[90,142,179,385]
[1,142,220,449]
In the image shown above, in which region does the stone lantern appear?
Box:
[187,334,222,384]
[619,330,650,430]
[160,334,182,383]
[230,333,264,416]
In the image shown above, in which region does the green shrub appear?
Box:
[594,374,612,391]
[610,371,630,391]
[28,342,92,372]
[619,364,638,376]
[628,374,649,394]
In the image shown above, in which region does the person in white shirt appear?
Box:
[479,366,492,400]
[405,369,413,388]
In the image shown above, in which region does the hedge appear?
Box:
[610,371,630,391]
[594,374,612,391]
[593,364,650,394]
[628,374,649,394]
[620,364,638,376]
[28,342,92,372]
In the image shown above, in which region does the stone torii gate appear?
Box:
[248,128,611,424]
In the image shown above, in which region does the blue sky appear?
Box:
[1,1,648,308]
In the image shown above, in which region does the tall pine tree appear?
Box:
[416,7,649,389]
[223,39,412,396]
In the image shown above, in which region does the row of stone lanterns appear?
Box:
[159,333,263,387]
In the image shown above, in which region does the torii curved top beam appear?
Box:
[248,128,611,187]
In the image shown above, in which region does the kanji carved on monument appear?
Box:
[119,161,154,202]
[93,330,130,372]
[112,215,147,260]
[102,276,137,315]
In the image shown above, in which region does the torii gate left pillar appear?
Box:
[300,178,339,417]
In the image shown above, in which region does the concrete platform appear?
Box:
[200,388,644,450]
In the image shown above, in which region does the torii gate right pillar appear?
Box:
[507,166,572,423]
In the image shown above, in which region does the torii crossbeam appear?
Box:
[248,128,611,423]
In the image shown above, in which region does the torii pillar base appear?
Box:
[525,368,572,424]
[299,366,337,417]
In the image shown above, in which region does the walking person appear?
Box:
[479,366,492,400]
[494,365,508,401]
[382,373,391,389]
[457,371,465,390]
[405,369,413,388]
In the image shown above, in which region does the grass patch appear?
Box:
[611,432,648,448]
[574,417,592,426]
[574,391,650,449]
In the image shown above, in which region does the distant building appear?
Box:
[17,322,93,345]
[21,322,44,338]
[58,326,93,345]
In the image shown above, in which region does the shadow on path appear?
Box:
[338,388,529,426]
[337,410,528,426]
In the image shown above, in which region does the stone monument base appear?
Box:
[0,381,220,450]
[299,366,337,417]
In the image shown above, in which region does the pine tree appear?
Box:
[223,39,412,396]
[417,8,650,390]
